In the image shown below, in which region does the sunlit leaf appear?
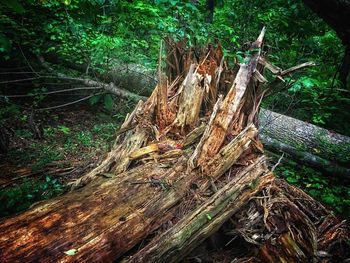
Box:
[64,249,77,256]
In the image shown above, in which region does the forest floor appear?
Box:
[0,103,349,222]
[0,103,123,217]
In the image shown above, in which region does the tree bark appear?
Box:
[259,109,350,167]
[261,134,350,178]
[302,0,350,45]
[0,29,265,262]
[123,158,274,263]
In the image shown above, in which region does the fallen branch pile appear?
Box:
[0,28,348,262]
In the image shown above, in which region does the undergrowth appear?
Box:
[0,105,125,218]
[0,176,64,218]
[274,162,350,220]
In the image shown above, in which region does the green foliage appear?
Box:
[275,164,350,219]
[103,94,114,111]
[0,175,65,218]
[0,102,21,124]
[76,130,93,146]
[92,122,118,141]
[8,145,63,171]
[58,125,71,135]
[89,94,114,111]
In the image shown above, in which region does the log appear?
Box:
[259,108,350,167]
[126,163,349,263]
[225,178,349,262]
[261,134,350,178]
[123,158,275,263]
[39,48,350,172]
[0,122,257,262]
[37,55,147,103]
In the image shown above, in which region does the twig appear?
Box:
[0,71,37,75]
[280,61,316,76]
[36,93,104,111]
[1,87,102,98]
[0,77,41,84]
[18,44,40,77]
[271,153,284,172]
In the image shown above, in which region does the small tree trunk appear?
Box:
[339,44,350,88]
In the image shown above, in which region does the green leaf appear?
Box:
[58,125,70,134]
[286,176,298,183]
[301,78,315,88]
[89,95,102,105]
[103,94,114,111]
[63,0,71,5]
[206,213,212,220]
[0,33,11,53]
[64,249,77,256]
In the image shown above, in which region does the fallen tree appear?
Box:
[260,109,350,167]
[38,54,350,176]
[261,134,350,178]
[0,29,348,262]
[5,43,349,175]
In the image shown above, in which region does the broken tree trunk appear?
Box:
[38,45,350,176]
[0,28,349,263]
[123,158,275,263]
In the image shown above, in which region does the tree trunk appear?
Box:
[339,44,350,88]
[123,158,274,263]
[259,109,350,167]
[302,0,350,45]
[261,134,350,178]
[0,29,265,262]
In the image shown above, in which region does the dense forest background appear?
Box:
[0,0,349,220]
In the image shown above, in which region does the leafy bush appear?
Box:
[0,176,65,218]
[275,163,350,219]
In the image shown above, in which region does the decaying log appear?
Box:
[1,28,349,263]
[123,158,275,263]
[223,178,350,262]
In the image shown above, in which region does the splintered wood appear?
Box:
[0,28,348,263]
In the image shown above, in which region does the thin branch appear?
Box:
[0,66,29,70]
[0,71,38,75]
[0,77,41,84]
[1,87,102,98]
[271,153,284,172]
[280,61,316,76]
[37,92,104,111]
[18,44,40,77]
